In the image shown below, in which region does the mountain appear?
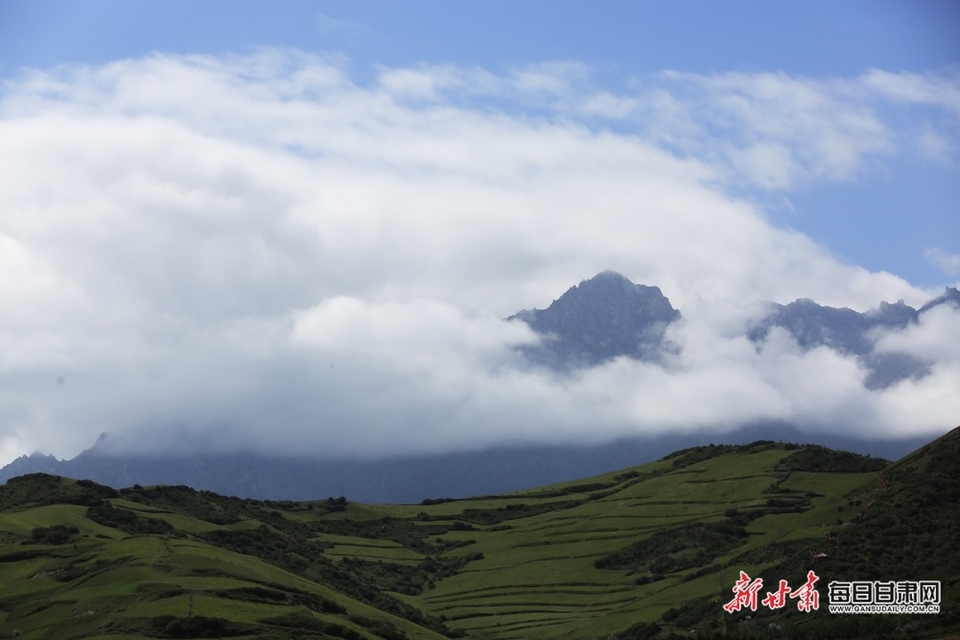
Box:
[3,274,955,503]
[0,423,927,503]
[1,427,957,639]
[0,451,62,478]
[746,297,928,389]
[507,272,954,391]
[919,285,960,313]
[748,298,917,355]
[747,288,960,390]
[5,273,955,502]
[507,270,681,368]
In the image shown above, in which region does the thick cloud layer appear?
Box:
[1,52,958,462]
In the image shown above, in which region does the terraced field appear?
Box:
[1,432,958,639]
[400,448,876,638]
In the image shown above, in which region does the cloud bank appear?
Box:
[1,51,958,462]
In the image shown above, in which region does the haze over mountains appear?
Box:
[3,51,958,475]
[3,271,951,502]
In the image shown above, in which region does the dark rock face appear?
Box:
[748,298,917,356]
[507,272,954,389]
[508,270,681,368]
[0,452,62,479]
[746,294,955,390]
[919,286,960,314]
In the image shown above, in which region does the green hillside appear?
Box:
[0,430,957,639]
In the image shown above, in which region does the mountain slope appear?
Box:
[0,474,451,639]
[919,286,960,314]
[2,429,957,639]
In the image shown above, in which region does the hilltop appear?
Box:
[0,430,958,639]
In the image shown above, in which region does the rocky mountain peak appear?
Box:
[508,271,681,368]
[919,287,960,314]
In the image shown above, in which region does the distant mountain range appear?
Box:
[3,427,959,638]
[747,291,957,389]
[513,270,957,390]
[0,423,927,503]
[2,271,955,502]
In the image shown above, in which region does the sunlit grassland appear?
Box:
[400,446,876,638]
[4,435,947,640]
[0,504,120,538]
[109,499,231,534]
[326,543,425,564]
[0,520,447,639]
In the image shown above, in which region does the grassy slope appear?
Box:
[0,432,957,640]
[0,476,447,640]
[404,446,885,638]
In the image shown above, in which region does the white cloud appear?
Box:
[0,51,955,463]
[378,67,451,100]
[916,124,956,166]
[375,65,501,101]
[509,61,590,96]
[861,69,960,117]
[875,304,960,363]
[644,71,896,188]
[925,247,960,276]
[317,13,368,38]
[870,304,960,433]
[579,92,639,119]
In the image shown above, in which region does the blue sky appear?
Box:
[2,0,958,286]
[1,1,959,461]
[3,1,958,75]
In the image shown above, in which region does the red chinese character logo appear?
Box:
[762,579,792,610]
[724,571,764,613]
[789,570,820,612]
